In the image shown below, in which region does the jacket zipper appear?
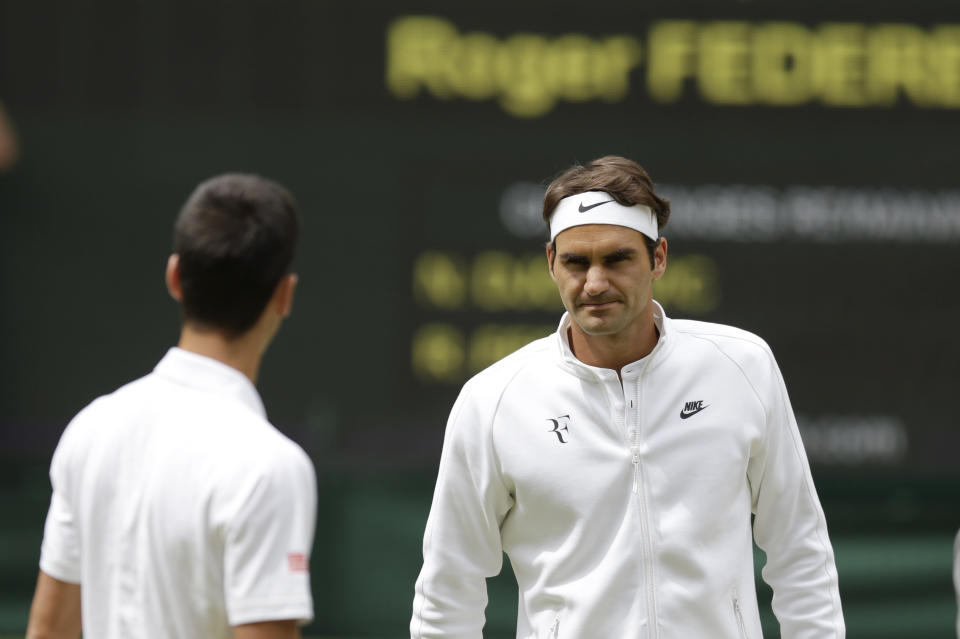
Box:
[732,592,748,639]
[548,615,560,638]
[628,368,658,639]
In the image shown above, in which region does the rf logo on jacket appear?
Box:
[546,415,571,443]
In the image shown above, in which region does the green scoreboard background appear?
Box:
[1,1,958,636]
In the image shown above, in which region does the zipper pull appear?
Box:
[549,615,560,638]
[732,591,748,639]
[631,449,640,493]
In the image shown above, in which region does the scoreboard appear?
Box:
[387,16,960,115]
[1,0,959,476]
[1,2,959,636]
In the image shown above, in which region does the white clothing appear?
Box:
[955,529,960,639]
[39,348,316,638]
[412,304,844,639]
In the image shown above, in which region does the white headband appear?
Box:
[549,191,659,242]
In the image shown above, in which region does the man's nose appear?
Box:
[583,265,609,296]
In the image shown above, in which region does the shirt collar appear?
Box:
[553,300,672,380]
[153,347,267,418]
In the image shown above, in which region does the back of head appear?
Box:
[542,155,671,233]
[173,174,299,338]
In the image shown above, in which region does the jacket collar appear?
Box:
[153,347,266,418]
[553,300,674,381]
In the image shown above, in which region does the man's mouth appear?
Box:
[580,299,619,309]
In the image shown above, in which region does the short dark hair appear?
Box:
[173,173,299,337]
[542,156,670,267]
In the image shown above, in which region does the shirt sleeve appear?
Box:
[38,426,82,584]
[223,443,317,627]
[411,382,515,639]
[747,346,845,639]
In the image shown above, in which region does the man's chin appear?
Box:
[573,314,619,336]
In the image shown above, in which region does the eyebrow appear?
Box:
[558,248,638,262]
[604,248,637,261]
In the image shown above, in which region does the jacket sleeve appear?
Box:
[411,381,515,639]
[747,345,845,639]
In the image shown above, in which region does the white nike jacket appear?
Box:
[411,304,844,639]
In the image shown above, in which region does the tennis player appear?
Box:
[27,174,316,639]
[411,156,844,638]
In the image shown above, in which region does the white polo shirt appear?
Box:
[39,348,317,638]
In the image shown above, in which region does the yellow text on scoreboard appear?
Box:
[408,250,720,382]
[387,16,960,117]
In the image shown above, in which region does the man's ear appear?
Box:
[165,254,184,302]
[652,237,668,281]
[545,242,557,282]
[272,273,298,318]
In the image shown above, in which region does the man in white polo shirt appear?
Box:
[411,156,844,638]
[26,174,316,639]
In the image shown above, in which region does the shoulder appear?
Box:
[216,411,315,484]
[226,431,316,521]
[258,431,315,480]
[248,434,316,503]
[462,334,554,400]
[669,318,784,409]
[204,419,315,521]
[670,318,775,364]
[54,373,156,454]
[670,318,780,388]
[444,334,555,430]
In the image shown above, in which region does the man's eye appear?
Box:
[605,251,634,265]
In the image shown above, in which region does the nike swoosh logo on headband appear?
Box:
[578,200,614,213]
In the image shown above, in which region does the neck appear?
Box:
[568,313,660,374]
[177,324,266,384]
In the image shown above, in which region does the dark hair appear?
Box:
[542,156,670,267]
[173,173,299,337]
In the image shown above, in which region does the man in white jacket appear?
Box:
[411,156,844,638]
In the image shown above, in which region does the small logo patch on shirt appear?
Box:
[679,400,709,419]
[287,552,308,572]
[547,415,571,443]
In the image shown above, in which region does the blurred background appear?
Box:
[1,0,959,637]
